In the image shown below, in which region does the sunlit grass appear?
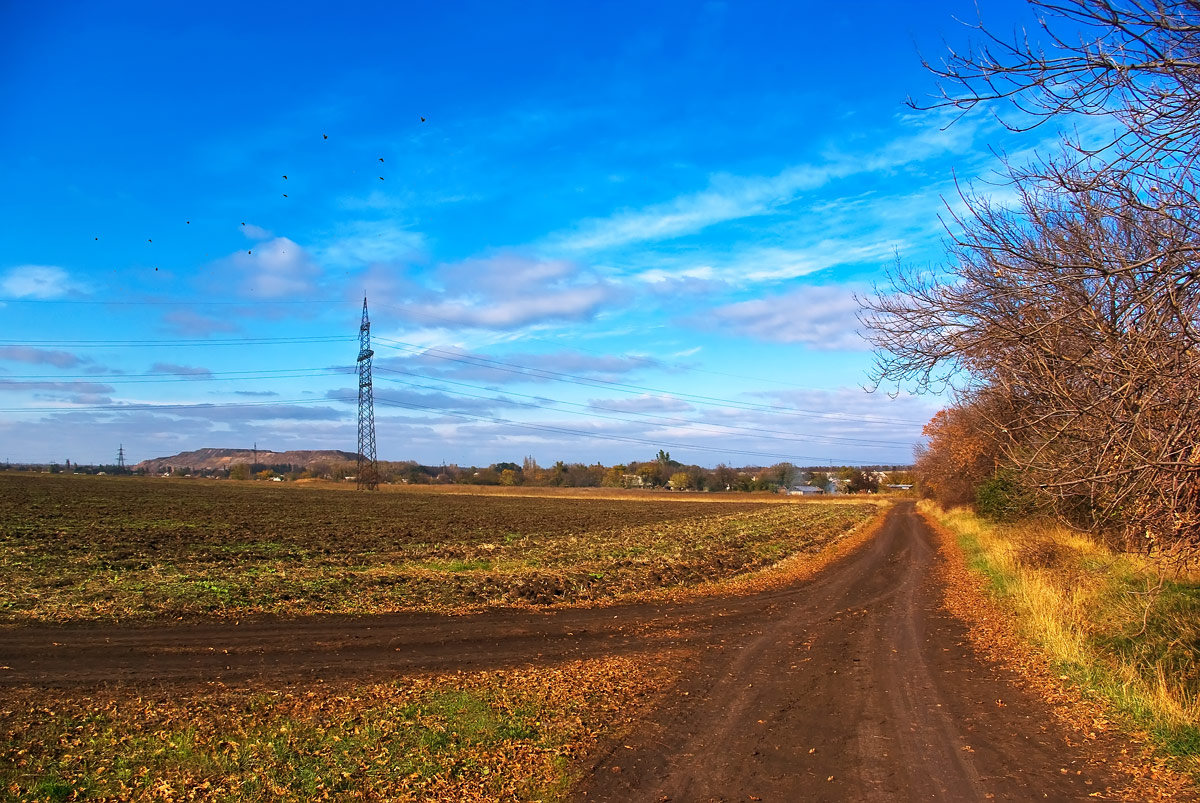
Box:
[928,502,1200,768]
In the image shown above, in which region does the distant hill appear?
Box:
[135,448,359,473]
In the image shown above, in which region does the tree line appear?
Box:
[862,1,1200,559]
[273,453,906,493]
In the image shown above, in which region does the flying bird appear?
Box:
[323,134,328,139]
[94,237,98,240]
[282,175,288,179]
[379,176,384,180]
[421,117,426,122]
[248,250,252,255]
[241,222,246,226]
[282,193,288,197]
[148,239,152,242]
[186,221,190,224]
[379,158,384,162]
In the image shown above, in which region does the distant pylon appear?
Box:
[116,444,126,472]
[356,296,379,490]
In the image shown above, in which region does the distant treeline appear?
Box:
[1,454,913,493]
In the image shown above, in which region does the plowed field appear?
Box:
[0,474,877,622]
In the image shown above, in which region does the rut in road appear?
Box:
[577,503,1125,803]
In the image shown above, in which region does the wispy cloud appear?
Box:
[550,165,840,253]
[0,380,115,394]
[708,285,867,350]
[317,221,425,267]
[587,394,695,413]
[376,346,652,385]
[0,265,87,299]
[161,309,239,336]
[149,363,213,377]
[636,240,901,287]
[547,115,987,255]
[397,254,626,330]
[225,237,322,298]
[0,347,88,369]
[240,223,272,240]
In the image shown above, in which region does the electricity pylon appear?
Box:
[356,297,379,490]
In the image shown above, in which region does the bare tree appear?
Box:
[864,162,1200,556]
[863,0,1200,558]
[917,0,1200,196]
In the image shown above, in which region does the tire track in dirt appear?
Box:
[576,502,1128,802]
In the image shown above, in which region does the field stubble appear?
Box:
[0,474,879,623]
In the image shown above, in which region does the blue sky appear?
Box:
[0,0,1045,468]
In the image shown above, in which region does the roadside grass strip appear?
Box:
[927,502,1200,790]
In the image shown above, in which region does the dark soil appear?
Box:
[0,502,1151,801]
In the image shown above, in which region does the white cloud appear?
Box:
[228,237,322,298]
[240,223,272,240]
[0,265,86,299]
[376,346,652,385]
[552,164,839,253]
[318,221,425,267]
[709,285,867,350]
[587,394,695,413]
[0,380,115,394]
[635,240,901,287]
[400,254,626,330]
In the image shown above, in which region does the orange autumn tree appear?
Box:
[915,402,1002,507]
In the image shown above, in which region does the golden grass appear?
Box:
[925,502,1200,774]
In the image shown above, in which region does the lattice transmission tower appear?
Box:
[356,296,379,490]
[116,444,126,473]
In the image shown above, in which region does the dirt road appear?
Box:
[2,503,1130,801]
[577,501,1126,801]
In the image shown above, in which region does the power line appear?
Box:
[373,393,876,464]
[2,296,870,394]
[0,369,353,386]
[372,300,834,393]
[0,396,355,414]
[0,336,353,348]
[0,366,346,381]
[374,369,913,450]
[0,298,348,306]
[0,360,912,450]
[373,337,925,426]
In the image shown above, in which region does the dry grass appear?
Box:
[0,653,676,803]
[926,502,1200,776]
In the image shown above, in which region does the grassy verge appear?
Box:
[0,654,669,802]
[926,502,1200,775]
